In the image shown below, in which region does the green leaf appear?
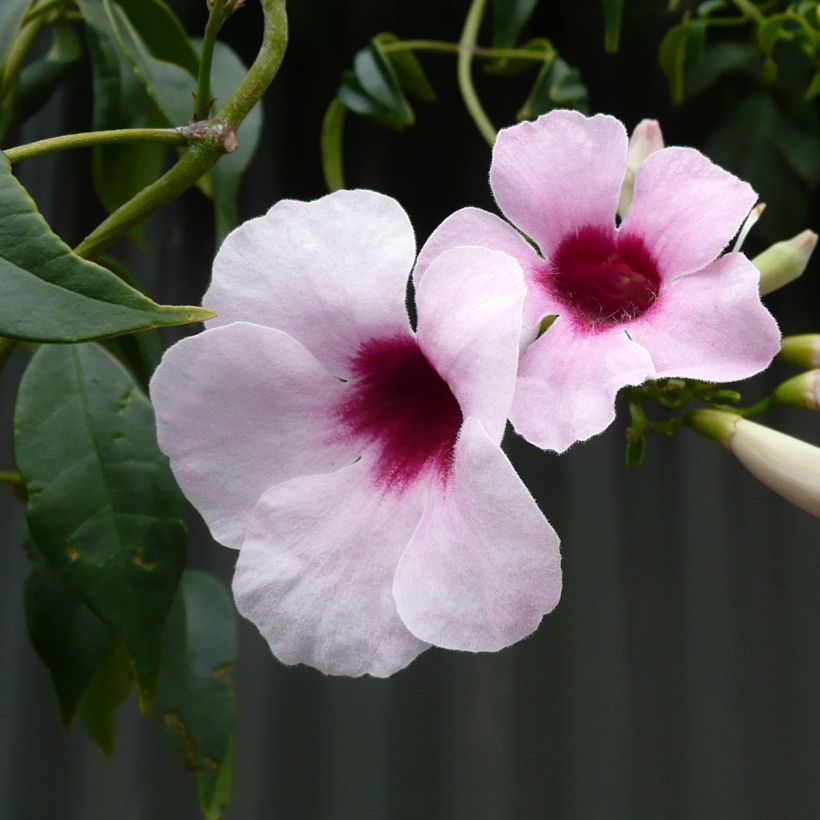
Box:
[338,43,414,129]
[15,344,187,712]
[373,33,436,102]
[79,639,133,756]
[602,0,625,54]
[685,19,706,69]
[807,69,820,99]
[112,0,199,76]
[697,0,727,15]
[758,14,789,55]
[518,56,588,120]
[492,0,539,48]
[0,153,212,342]
[0,0,29,74]
[199,40,263,244]
[625,431,646,468]
[659,21,689,104]
[321,97,346,192]
[157,571,238,819]
[9,24,82,131]
[24,533,115,727]
[78,0,168,229]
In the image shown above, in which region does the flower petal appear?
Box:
[626,252,781,381]
[510,317,655,452]
[620,147,756,279]
[415,246,525,443]
[393,417,561,651]
[233,458,429,677]
[205,189,415,376]
[150,322,353,549]
[415,206,560,334]
[490,110,627,259]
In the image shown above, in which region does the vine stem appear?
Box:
[731,0,765,22]
[381,39,554,62]
[22,0,72,25]
[5,128,191,163]
[195,0,231,121]
[73,0,288,260]
[0,471,24,487]
[457,0,497,146]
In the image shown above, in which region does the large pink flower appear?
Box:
[416,110,781,452]
[150,189,561,677]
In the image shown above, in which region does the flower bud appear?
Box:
[778,334,820,369]
[753,229,818,296]
[690,409,820,517]
[774,370,820,410]
[618,119,664,218]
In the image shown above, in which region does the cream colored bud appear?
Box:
[691,409,820,518]
[754,229,817,296]
[774,370,820,410]
[778,334,820,369]
[618,119,664,218]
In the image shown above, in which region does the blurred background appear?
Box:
[1,0,819,817]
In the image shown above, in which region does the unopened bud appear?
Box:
[690,409,820,517]
[753,229,817,296]
[618,119,664,218]
[733,202,765,252]
[778,334,820,369]
[774,370,820,410]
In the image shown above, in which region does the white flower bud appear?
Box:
[618,119,664,218]
[774,370,820,410]
[691,409,820,517]
[754,229,818,296]
[778,334,820,369]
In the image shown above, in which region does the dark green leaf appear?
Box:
[518,56,588,120]
[758,14,789,55]
[200,40,263,244]
[321,97,346,192]
[338,43,414,129]
[15,344,187,712]
[697,0,727,15]
[79,639,133,756]
[9,24,82,131]
[807,70,820,99]
[24,533,115,727]
[113,0,199,75]
[157,571,238,819]
[492,0,539,48]
[0,153,212,342]
[78,0,167,229]
[625,432,646,468]
[0,0,29,74]
[685,42,758,97]
[685,19,706,69]
[659,21,689,104]
[602,0,625,54]
[373,33,436,102]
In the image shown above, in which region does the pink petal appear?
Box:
[626,252,781,380]
[490,110,627,260]
[620,147,756,279]
[415,207,559,334]
[393,417,561,651]
[414,246,525,443]
[510,317,654,452]
[150,322,353,549]
[205,189,415,376]
[233,458,429,677]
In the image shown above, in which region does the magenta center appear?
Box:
[547,226,660,326]
[336,335,462,493]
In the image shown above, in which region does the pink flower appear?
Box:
[417,111,781,452]
[150,190,562,677]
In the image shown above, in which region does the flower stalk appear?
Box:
[457,0,496,146]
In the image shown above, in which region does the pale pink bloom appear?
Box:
[150,190,561,677]
[417,110,781,453]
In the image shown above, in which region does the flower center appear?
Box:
[337,335,462,493]
[547,226,660,327]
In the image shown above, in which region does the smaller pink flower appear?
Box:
[150,190,562,677]
[417,111,781,452]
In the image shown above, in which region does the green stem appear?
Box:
[457,0,496,146]
[0,13,49,101]
[4,127,191,163]
[381,39,553,62]
[731,0,765,22]
[74,0,288,260]
[0,470,24,486]
[195,0,231,121]
[735,395,775,419]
